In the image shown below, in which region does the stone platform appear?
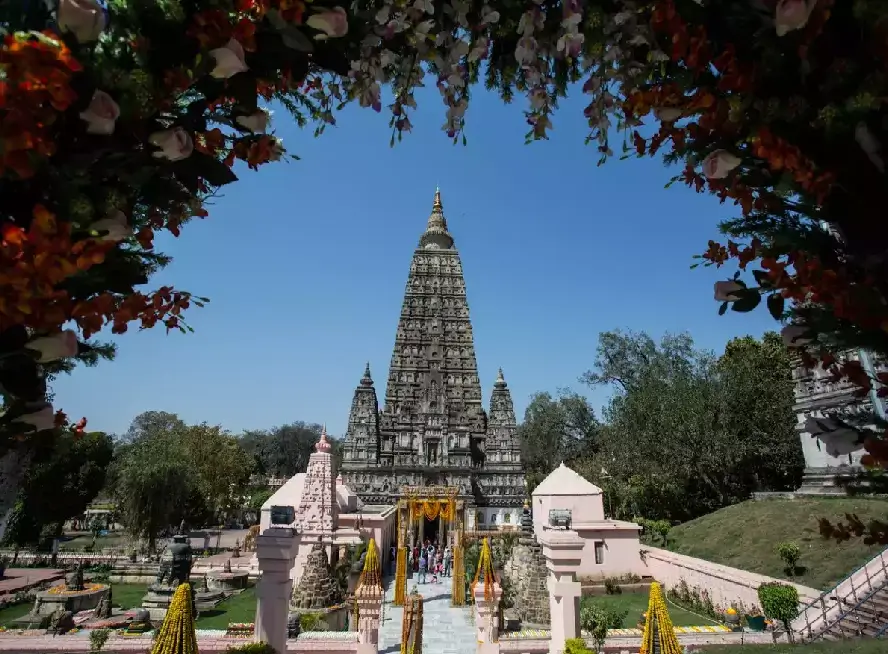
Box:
[0,568,65,596]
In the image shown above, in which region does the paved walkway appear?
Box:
[378,573,475,654]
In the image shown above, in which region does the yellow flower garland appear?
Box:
[150,583,198,654]
[410,498,455,522]
[469,538,497,603]
[354,538,383,626]
[640,582,682,654]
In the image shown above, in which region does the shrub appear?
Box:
[298,613,328,632]
[225,643,277,654]
[89,628,110,653]
[564,637,594,654]
[603,577,622,595]
[651,520,672,546]
[225,644,277,654]
[757,582,800,640]
[776,542,802,576]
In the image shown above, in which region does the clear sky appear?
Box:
[52,82,778,438]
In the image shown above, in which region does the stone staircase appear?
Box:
[819,580,888,639]
[793,547,888,641]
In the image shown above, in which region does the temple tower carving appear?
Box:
[340,189,525,512]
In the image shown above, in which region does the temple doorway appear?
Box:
[423,517,440,546]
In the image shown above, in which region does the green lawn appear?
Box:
[194,586,257,629]
[581,591,718,627]
[1,583,257,629]
[658,497,888,590]
[60,533,128,551]
[0,602,34,627]
[702,640,885,654]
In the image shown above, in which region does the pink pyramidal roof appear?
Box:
[532,462,603,496]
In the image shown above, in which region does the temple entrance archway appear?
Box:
[394,485,466,607]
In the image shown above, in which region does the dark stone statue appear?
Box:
[94,587,112,619]
[287,612,301,639]
[155,534,193,587]
[66,562,85,591]
[47,608,74,635]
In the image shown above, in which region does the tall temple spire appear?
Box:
[419,187,454,250]
[340,189,524,508]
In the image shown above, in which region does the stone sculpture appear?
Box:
[66,562,85,591]
[338,190,525,509]
[287,613,302,639]
[155,535,193,587]
[94,586,113,619]
[47,608,74,635]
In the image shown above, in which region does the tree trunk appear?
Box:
[0,446,31,543]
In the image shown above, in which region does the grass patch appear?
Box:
[659,498,888,590]
[59,534,127,551]
[702,640,885,654]
[0,602,34,627]
[195,586,256,629]
[107,583,257,627]
[111,583,148,610]
[581,591,718,627]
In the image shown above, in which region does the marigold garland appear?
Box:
[470,538,497,603]
[640,582,682,654]
[150,583,198,654]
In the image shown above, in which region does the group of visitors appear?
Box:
[389,539,452,583]
[415,539,452,583]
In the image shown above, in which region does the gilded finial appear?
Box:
[317,424,331,452]
[433,187,443,211]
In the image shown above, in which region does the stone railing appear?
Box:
[640,546,821,611]
[0,551,123,566]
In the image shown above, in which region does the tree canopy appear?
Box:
[3,429,113,548]
[1,0,887,540]
[111,411,254,548]
[522,329,804,523]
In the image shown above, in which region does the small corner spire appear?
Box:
[361,362,374,386]
[494,367,507,388]
[317,424,332,452]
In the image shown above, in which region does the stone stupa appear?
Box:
[290,542,341,610]
[503,501,550,627]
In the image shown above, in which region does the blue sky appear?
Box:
[52,82,778,438]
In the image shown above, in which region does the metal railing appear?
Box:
[795,552,888,641]
[794,547,888,640]
[803,576,888,641]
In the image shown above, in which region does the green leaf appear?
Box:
[767,294,785,321]
[280,26,314,52]
[267,9,314,53]
[752,270,771,287]
[226,72,259,113]
[718,301,729,316]
[730,290,762,313]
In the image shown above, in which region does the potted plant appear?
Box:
[745,607,766,632]
[723,607,741,630]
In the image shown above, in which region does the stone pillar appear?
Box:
[355,583,384,654]
[473,580,503,654]
[538,530,584,654]
[255,527,300,654]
